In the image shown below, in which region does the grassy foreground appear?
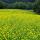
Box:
[0,9,40,40]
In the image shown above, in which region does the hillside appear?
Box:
[0,9,40,40]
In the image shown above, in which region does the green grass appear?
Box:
[0,9,40,40]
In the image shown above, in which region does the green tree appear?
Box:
[33,0,40,13]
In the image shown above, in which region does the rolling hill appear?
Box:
[0,9,40,40]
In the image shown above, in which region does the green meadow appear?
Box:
[0,9,40,40]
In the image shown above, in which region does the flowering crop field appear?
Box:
[0,9,40,40]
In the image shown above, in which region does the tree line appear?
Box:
[0,0,40,13]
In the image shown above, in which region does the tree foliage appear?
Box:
[33,0,40,13]
[0,0,40,14]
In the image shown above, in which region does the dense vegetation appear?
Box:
[33,0,40,13]
[0,1,34,9]
[0,9,40,40]
[1,0,35,3]
[0,0,40,13]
